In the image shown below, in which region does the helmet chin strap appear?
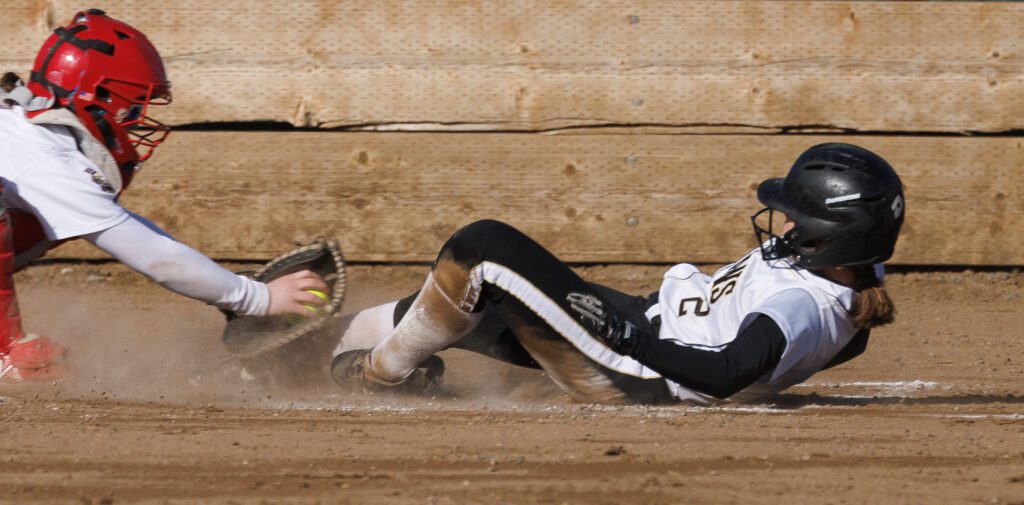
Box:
[84,106,141,183]
[85,107,118,153]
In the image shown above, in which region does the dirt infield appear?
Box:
[2,263,1022,504]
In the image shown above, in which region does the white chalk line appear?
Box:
[793,380,942,392]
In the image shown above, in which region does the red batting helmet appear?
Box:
[28,9,171,187]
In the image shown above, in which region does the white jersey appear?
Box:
[652,247,861,402]
[0,107,128,240]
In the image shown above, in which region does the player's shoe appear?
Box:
[0,333,69,384]
[330,349,444,395]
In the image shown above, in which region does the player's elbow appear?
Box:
[660,371,747,400]
[139,260,186,286]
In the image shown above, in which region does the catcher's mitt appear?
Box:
[222,238,347,357]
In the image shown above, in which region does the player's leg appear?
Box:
[254,287,536,390]
[0,205,67,383]
[331,294,540,369]
[331,300,402,355]
[345,268,484,387]
[335,219,670,403]
[471,268,669,404]
[491,294,667,404]
[237,300,405,388]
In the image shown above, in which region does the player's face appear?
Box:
[782,215,796,235]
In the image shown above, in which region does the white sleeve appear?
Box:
[82,213,270,316]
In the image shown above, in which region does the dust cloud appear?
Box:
[12,263,562,410]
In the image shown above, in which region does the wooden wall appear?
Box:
[3,1,1022,265]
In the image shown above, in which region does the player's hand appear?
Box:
[567,292,643,356]
[601,317,641,356]
[265,270,330,317]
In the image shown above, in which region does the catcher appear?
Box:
[0,10,327,383]
[292,143,903,404]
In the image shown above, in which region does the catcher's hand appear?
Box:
[222,238,347,357]
[266,270,330,317]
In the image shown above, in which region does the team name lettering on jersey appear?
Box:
[710,252,753,303]
[677,252,753,318]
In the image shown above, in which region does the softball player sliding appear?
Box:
[330,143,905,404]
[0,10,327,383]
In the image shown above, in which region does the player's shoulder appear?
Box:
[0,106,23,126]
[744,253,853,316]
[755,277,856,338]
[746,252,850,294]
[662,262,703,281]
[758,286,821,313]
[0,108,77,171]
[0,107,45,144]
[0,109,41,171]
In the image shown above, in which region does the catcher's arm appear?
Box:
[85,214,271,314]
[86,213,332,318]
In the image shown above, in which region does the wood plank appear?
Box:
[45,132,1024,266]
[0,1,49,75]
[2,1,1021,132]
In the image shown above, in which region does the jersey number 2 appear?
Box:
[678,253,751,318]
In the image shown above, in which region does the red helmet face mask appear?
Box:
[28,9,171,187]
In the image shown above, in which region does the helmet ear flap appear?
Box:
[791,235,832,262]
[82,104,119,153]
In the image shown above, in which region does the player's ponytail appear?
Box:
[850,266,896,329]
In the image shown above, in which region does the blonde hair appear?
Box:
[850,266,896,329]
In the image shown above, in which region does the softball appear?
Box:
[302,289,330,313]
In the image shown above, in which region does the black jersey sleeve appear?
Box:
[628,314,788,399]
[821,328,870,370]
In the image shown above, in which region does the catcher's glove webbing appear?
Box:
[222,238,346,357]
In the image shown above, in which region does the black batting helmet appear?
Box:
[751,143,905,268]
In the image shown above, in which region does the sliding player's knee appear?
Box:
[431,220,523,304]
[437,219,528,267]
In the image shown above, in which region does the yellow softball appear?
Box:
[302,289,330,313]
[286,289,331,324]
